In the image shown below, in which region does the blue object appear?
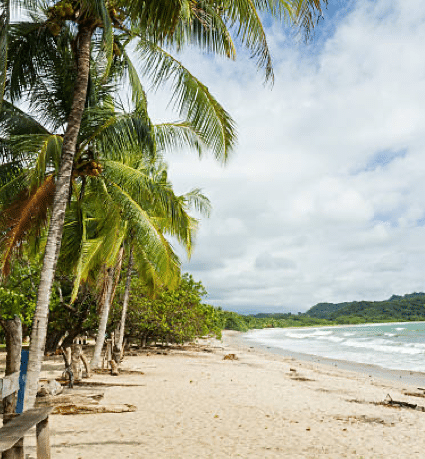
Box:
[16,350,29,413]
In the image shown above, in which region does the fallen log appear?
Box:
[92,369,145,375]
[55,379,145,388]
[51,404,137,415]
[380,394,425,411]
[36,393,104,406]
[403,391,425,398]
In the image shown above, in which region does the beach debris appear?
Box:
[36,393,104,407]
[403,391,425,398]
[51,403,137,415]
[55,379,146,388]
[93,368,145,376]
[288,368,313,382]
[290,376,314,382]
[334,415,393,426]
[223,354,238,361]
[380,394,425,411]
[37,379,63,397]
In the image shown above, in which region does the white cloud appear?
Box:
[148,0,425,312]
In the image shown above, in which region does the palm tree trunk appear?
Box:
[90,267,115,369]
[23,24,95,410]
[0,316,22,411]
[0,316,22,459]
[117,245,134,355]
[91,246,124,368]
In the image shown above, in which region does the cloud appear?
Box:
[148,0,425,313]
[255,252,297,270]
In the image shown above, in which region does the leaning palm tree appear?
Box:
[113,158,212,358]
[3,0,328,409]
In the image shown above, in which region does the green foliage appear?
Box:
[0,256,39,329]
[116,273,222,345]
[0,287,35,324]
[306,292,425,323]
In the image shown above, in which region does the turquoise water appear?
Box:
[243,322,425,372]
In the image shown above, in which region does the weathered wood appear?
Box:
[55,379,145,388]
[0,407,53,453]
[11,438,24,459]
[36,393,104,406]
[110,359,119,376]
[71,344,83,381]
[80,352,91,379]
[52,403,136,415]
[61,347,72,368]
[0,372,20,399]
[92,369,144,376]
[36,417,50,459]
[381,394,425,411]
[1,317,23,459]
[2,414,24,459]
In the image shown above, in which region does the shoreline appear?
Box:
[223,330,425,389]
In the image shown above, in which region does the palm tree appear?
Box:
[3,0,328,409]
[1,74,211,371]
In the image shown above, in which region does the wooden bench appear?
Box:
[1,372,52,459]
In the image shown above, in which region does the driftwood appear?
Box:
[51,403,137,415]
[55,379,145,388]
[381,394,425,411]
[93,368,145,375]
[403,391,425,398]
[36,393,104,406]
[223,354,238,361]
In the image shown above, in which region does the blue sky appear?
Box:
[147,0,425,314]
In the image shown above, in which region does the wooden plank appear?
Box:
[0,407,53,453]
[36,417,51,459]
[0,372,20,399]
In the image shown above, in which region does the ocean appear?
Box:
[242,321,425,373]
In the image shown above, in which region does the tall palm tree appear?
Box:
[3,0,328,409]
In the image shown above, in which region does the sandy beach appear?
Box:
[4,330,425,458]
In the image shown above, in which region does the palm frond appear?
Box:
[0,169,29,207]
[137,39,236,162]
[0,100,50,136]
[120,47,148,107]
[0,174,55,277]
[172,1,237,59]
[154,122,205,157]
[78,109,155,162]
[291,0,328,41]
[90,0,114,79]
[70,235,104,303]
[106,180,174,280]
[223,0,275,83]
[183,188,211,217]
[124,0,186,43]
[7,20,56,102]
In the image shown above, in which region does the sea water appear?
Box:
[242,322,425,373]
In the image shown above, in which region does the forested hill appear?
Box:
[305,292,425,322]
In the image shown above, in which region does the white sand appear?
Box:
[10,331,425,458]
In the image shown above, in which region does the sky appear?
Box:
[146,0,425,314]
